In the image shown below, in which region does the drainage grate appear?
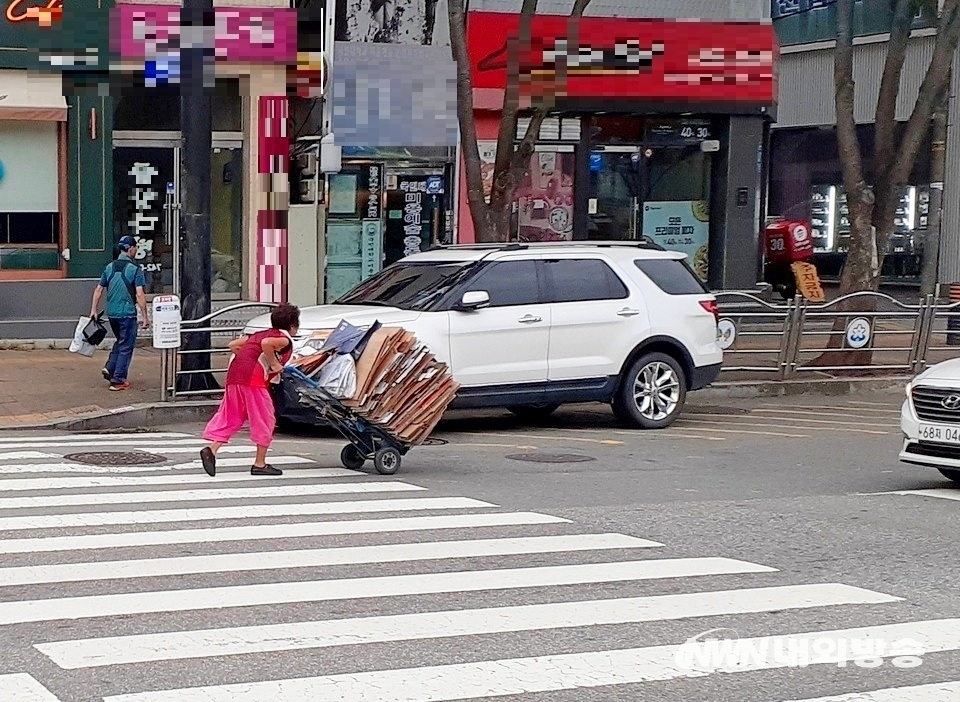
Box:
[64,451,168,467]
[506,453,595,464]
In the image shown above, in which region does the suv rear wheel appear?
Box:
[507,404,561,421]
[613,352,687,429]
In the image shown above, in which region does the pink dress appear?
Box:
[202,329,293,447]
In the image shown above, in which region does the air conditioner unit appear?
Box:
[296,152,317,176]
[299,178,317,202]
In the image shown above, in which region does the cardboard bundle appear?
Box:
[289,326,459,446]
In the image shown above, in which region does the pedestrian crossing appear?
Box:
[0,430,957,701]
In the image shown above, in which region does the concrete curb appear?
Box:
[0,375,911,432]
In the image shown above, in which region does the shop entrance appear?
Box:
[586,144,713,282]
[113,139,244,298]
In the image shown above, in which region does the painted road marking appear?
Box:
[38,583,897,669]
[677,416,889,436]
[0,451,60,461]
[0,534,660,587]
[0,496,496,532]
[0,512,571,555]
[669,424,809,439]
[778,681,960,701]
[100,619,960,702]
[565,428,725,442]
[0,673,61,701]
[0,438,215,450]
[0,466,356,493]
[684,413,891,434]
[0,481,424,511]
[749,408,895,427]
[0,558,774,626]
[0,432,191,444]
[483,432,623,446]
[870,489,960,502]
[769,404,900,415]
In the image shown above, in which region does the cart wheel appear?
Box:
[374,448,401,475]
[340,444,366,471]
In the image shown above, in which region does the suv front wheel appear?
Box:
[613,352,687,429]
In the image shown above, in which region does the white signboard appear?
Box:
[152,294,182,349]
[845,317,871,349]
[642,200,710,282]
[717,318,737,350]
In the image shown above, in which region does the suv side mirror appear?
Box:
[456,290,490,312]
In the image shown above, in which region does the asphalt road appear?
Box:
[2,387,960,701]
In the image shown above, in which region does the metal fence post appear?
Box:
[912,294,937,374]
[775,297,794,380]
[783,295,806,379]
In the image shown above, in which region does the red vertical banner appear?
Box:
[256,96,290,304]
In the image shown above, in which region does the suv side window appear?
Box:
[634,258,708,295]
[544,259,629,303]
[462,260,541,307]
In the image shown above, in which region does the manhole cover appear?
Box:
[63,451,168,467]
[506,453,595,464]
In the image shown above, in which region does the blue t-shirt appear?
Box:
[98,254,146,319]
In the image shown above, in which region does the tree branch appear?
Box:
[890,0,960,185]
[872,0,916,195]
[570,0,591,17]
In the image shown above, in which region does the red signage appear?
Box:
[468,12,777,104]
[5,0,61,24]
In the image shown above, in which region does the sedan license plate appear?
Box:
[918,423,960,444]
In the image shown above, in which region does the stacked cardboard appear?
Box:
[289,326,459,446]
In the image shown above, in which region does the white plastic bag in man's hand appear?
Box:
[69,317,96,357]
[315,353,357,399]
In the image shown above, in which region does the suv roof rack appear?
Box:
[426,239,665,252]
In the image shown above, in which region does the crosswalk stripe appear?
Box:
[0,451,59,461]
[0,496,495,531]
[0,460,330,491]
[875,489,960,502]
[0,558,774,626]
[0,673,61,701]
[778,681,960,701]
[99,619,960,702]
[0,480,423,510]
[0,512,571,555]
[0,447,260,474]
[0,534,659,587]
[0,432,190,444]
[37,583,898,669]
[0,438,213,450]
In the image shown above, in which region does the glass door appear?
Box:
[113,145,179,294]
[210,145,244,298]
[586,148,643,240]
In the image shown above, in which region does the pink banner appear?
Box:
[113,4,296,63]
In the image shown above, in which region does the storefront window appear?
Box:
[515,150,575,242]
[0,120,60,270]
[114,79,243,132]
[770,125,931,281]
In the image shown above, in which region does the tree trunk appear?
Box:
[448,0,592,243]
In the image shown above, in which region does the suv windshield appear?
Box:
[335,261,473,311]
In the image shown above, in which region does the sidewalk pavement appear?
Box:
[0,349,911,431]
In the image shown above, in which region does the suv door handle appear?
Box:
[617,308,641,317]
[518,315,542,324]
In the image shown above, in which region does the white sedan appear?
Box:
[901,357,960,482]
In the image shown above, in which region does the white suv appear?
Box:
[247,242,723,429]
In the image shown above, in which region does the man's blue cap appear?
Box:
[118,235,137,252]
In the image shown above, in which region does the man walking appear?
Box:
[90,235,150,391]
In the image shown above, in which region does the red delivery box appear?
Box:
[764,220,814,265]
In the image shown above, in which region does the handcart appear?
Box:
[281,366,409,475]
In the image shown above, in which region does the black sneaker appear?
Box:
[200,447,216,477]
[251,464,282,476]
[101,368,112,382]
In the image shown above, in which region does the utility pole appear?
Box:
[921,76,949,298]
[177,0,218,392]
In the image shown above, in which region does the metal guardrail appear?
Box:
[160,292,960,400]
[716,291,960,380]
[160,302,277,402]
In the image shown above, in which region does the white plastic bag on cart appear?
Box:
[315,353,357,399]
[68,316,96,357]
